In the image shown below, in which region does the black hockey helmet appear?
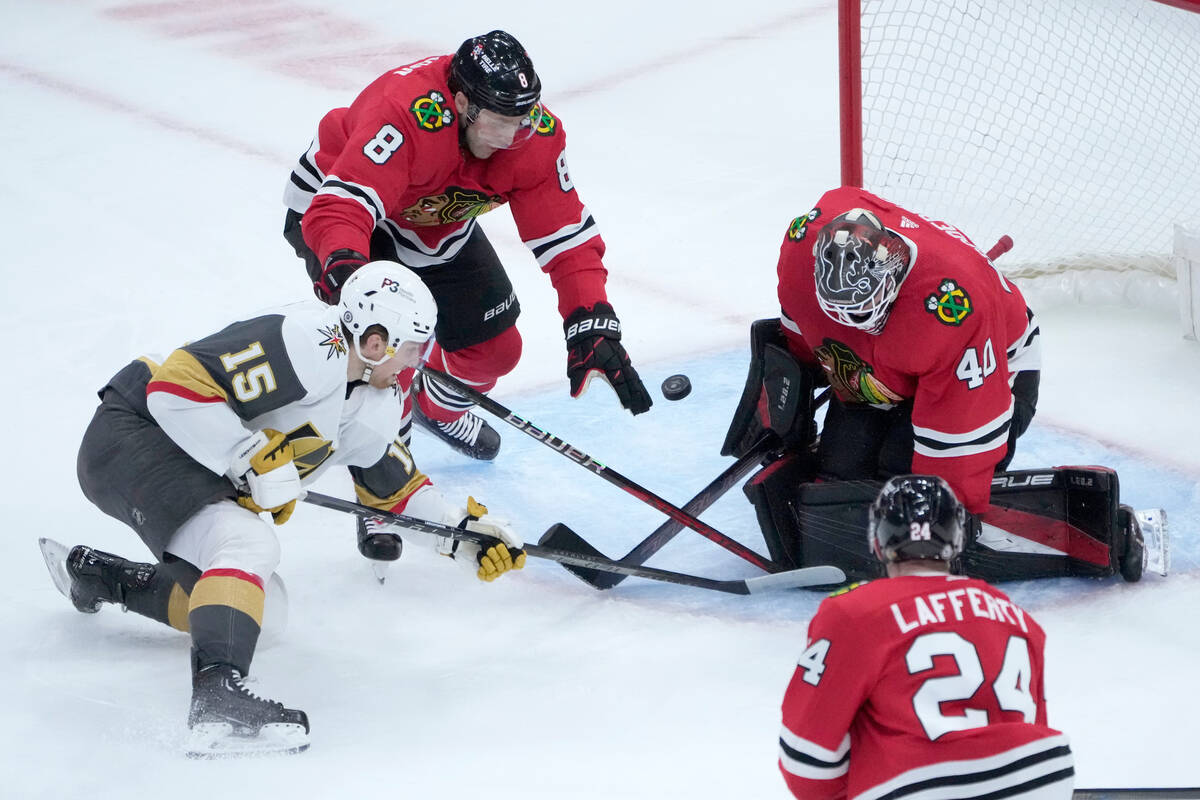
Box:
[449,30,541,118]
[869,475,966,564]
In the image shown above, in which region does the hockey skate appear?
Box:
[38,538,153,613]
[357,515,402,584]
[411,400,501,461]
[1119,506,1169,582]
[186,663,310,758]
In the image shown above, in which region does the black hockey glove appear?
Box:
[564,302,652,415]
[314,248,367,304]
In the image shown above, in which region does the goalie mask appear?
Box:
[339,262,436,368]
[869,475,966,564]
[813,209,915,334]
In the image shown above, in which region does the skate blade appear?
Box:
[1135,508,1169,577]
[371,561,389,585]
[185,722,310,759]
[38,537,73,600]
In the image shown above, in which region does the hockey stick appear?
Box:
[552,386,834,590]
[545,436,780,590]
[302,491,845,595]
[420,367,780,573]
[1074,791,1200,799]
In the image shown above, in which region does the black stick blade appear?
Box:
[538,524,624,590]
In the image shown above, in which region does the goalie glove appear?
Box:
[314,248,367,303]
[564,302,653,415]
[230,429,303,525]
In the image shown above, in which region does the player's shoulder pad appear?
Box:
[278,302,350,398]
[784,206,823,245]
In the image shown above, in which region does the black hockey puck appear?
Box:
[661,374,692,401]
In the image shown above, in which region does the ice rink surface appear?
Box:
[3,0,1198,796]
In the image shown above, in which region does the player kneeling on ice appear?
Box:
[724,187,1167,584]
[40,262,524,758]
[779,475,1075,799]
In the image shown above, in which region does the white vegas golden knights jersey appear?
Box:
[143,301,420,502]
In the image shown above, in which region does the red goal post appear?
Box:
[838,0,1200,310]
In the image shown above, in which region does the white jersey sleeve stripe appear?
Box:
[853,734,1073,800]
[315,177,386,223]
[781,310,803,336]
[913,399,1012,459]
[1006,307,1042,373]
[778,727,850,779]
[523,208,601,267]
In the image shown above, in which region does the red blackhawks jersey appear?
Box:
[779,574,1074,800]
[284,54,606,318]
[778,187,1041,511]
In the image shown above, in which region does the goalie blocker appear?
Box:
[724,322,1168,584]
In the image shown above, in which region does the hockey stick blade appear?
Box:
[538,523,616,589]
[303,492,844,595]
[538,523,845,594]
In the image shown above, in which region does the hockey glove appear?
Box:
[314,248,367,304]
[231,429,303,525]
[564,302,653,415]
[440,497,526,582]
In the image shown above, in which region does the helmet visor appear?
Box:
[469,104,546,150]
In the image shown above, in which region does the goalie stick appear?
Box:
[420,367,780,573]
[552,387,834,590]
[545,436,780,590]
[302,491,845,595]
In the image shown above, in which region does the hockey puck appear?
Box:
[661,374,692,401]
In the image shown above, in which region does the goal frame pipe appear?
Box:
[837,0,1200,191]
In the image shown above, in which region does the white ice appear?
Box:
[3,1,1199,797]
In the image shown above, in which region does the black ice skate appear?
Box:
[357,515,402,584]
[412,402,501,461]
[38,538,153,613]
[186,663,310,758]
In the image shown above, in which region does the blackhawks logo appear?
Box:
[786,207,821,242]
[317,324,347,359]
[410,90,454,131]
[925,278,973,326]
[813,338,904,407]
[534,108,557,137]
[401,186,504,226]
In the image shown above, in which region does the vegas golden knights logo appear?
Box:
[282,422,333,478]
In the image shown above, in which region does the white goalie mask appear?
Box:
[813,209,915,335]
[338,262,437,367]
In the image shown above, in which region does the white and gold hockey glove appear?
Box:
[230,429,303,525]
[398,486,526,581]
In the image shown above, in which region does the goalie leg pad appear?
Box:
[972,467,1124,581]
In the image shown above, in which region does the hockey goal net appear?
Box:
[839,0,1200,307]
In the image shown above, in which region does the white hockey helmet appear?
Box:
[813,208,915,335]
[338,261,436,366]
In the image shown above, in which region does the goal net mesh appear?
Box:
[858,0,1200,304]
